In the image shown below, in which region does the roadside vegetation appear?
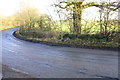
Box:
[14,20,119,48]
[0,15,18,30]
[1,0,120,48]
[0,26,18,31]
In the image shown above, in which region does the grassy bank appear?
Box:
[14,28,119,50]
[0,26,18,31]
[13,19,119,50]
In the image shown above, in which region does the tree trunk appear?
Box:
[73,2,82,34]
[99,9,103,34]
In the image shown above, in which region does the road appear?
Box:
[2,28,119,78]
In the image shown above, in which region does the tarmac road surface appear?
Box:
[2,28,119,78]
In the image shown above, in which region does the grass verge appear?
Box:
[13,30,119,51]
[0,26,18,31]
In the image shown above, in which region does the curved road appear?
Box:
[2,28,118,78]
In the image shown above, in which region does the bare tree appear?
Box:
[54,0,120,34]
[17,4,39,29]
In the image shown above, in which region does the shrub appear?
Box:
[62,33,108,41]
[91,34,106,39]
[19,30,45,38]
[63,33,77,40]
[77,34,90,39]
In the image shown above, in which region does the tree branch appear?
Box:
[54,2,74,9]
[82,2,120,11]
[55,1,120,11]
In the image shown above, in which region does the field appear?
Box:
[55,20,119,34]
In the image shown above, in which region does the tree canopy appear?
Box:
[54,0,120,34]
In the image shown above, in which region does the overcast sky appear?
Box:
[0,0,118,20]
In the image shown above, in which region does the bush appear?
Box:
[44,31,60,38]
[77,34,90,39]
[19,27,62,39]
[19,30,45,38]
[110,32,120,42]
[91,34,106,39]
[62,33,109,42]
[63,33,77,40]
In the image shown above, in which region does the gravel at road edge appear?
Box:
[2,65,32,78]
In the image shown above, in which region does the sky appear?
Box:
[0,0,118,20]
[0,0,52,16]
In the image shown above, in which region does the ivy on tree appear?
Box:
[55,0,120,34]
